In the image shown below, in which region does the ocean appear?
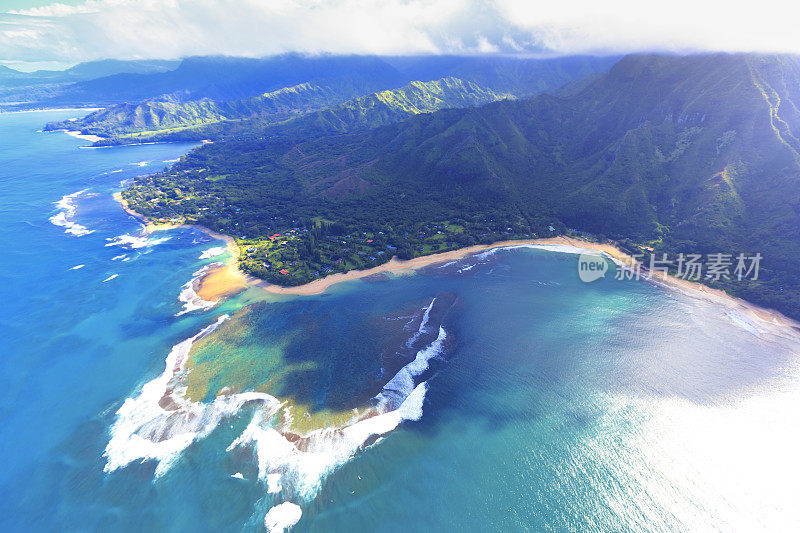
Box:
[1,110,799,532]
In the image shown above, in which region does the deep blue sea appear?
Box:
[2,110,800,532]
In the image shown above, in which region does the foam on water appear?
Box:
[267,473,282,493]
[49,189,95,236]
[264,502,302,532]
[405,297,435,348]
[199,246,226,260]
[380,326,446,411]
[105,233,171,249]
[228,381,428,501]
[226,302,445,503]
[474,243,593,261]
[102,274,118,282]
[70,264,85,270]
[106,299,448,528]
[104,315,284,477]
[175,263,221,316]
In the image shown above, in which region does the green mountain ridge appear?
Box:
[122,53,800,319]
[212,76,510,142]
[46,77,509,144]
[292,77,510,136]
[43,78,378,137]
[13,54,615,112]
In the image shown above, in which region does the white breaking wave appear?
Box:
[104,315,283,478]
[264,502,302,532]
[199,246,226,260]
[105,300,447,528]
[175,263,221,316]
[378,325,446,411]
[49,189,94,236]
[111,254,127,261]
[228,380,428,501]
[70,264,85,270]
[266,473,282,493]
[228,308,445,500]
[405,297,435,348]
[102,274,118,282]
[440,243,596,276]
[105,233,171,249]
[474,243,593,261]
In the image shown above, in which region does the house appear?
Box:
[279,269,289,275]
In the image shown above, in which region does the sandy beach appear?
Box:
[112,192,247,301]
[252,237,595,296]
[255,235,800,333]
[159,224,247,302]
[64,129,105,143]
[190,229,247,301]
[110,192,800,333]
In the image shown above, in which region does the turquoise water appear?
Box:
[2,111,800,532]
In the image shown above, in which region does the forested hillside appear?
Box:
[42,54,615,138]
[122,53,800,319]
[55,77,508,144]
[45,80,376,137]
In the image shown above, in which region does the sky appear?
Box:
[2,0,800,68]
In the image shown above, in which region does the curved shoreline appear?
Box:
[111,193,800,333]
[113,192,247,301]
[250,237,607,296]
[260,238,800,333]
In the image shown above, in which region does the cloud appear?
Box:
[1,0,800,63]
